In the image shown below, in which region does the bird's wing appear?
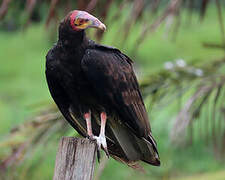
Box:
[81,45,153,140]
[45,48,87,137]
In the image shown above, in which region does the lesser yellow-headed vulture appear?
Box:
[45,10,160,167]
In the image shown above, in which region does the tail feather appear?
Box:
[108,115,160,166]
[147,133,159,157]
[142,137,160,166]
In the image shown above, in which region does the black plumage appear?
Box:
[45,10,160,167]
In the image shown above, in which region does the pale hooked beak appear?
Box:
[98,23,106,31]
[89,18,106,31]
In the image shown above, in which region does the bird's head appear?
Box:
[69,10,106,32]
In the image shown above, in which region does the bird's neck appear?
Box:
[58,22,88,49]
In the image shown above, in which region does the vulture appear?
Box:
[45,10,160,167]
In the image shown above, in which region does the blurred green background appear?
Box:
[0,0,225,180]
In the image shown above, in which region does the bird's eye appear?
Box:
[73,18,89,28]
[74,19,81,26]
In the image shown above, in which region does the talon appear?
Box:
[97,148,101,163]
[103,147,109,158]
[87,135,95,141]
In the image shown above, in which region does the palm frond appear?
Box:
[141,56,225,157]
[0,106,69,173]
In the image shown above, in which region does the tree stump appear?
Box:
[53,137,97,180]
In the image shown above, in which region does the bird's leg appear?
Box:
[84,110,101,161]
[94,112,109,158]
[84,110,93,139]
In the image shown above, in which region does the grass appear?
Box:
[0,5,224,180]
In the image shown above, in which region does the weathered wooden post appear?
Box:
[53,137,97,180]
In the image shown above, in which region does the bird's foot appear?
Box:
[93,134,109,158]
[87,135,101,162]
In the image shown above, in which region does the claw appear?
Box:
[87,135,95,141]
[97,148,101,163]
[103,147,109,158]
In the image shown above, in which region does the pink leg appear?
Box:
[100,112,107,136]
[84,111,93,138]
[94,112,109,157]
